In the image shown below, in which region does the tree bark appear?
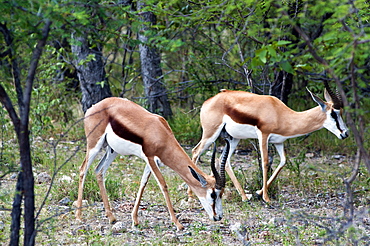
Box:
[71,34,112,113]
[137,1,172,119]
[9,172,22,246]
[269,71,293,104]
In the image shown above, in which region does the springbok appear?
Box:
[192,85,348,203]
[76,97,229,230]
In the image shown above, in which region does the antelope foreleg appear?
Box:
[223,138,249,201]
[76,148,101,221]
[226,161,248,201]
[256,142,286,195]
[266,143,286,189]
[96,171,116,223]
[95,147,118,224]
[148,157,184,231]
[76,157,88,221]
[256,132,271,202]
[131,164,151,227]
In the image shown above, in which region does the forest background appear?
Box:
[0,0,369,245]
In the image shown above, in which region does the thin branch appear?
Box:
[0,22,24,119]
[22,20,52,123]
[0,85,20,134]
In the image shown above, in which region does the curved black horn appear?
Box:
[210,142,221,187]
[335,90,344,108]
[323,80,343,109]
[218,138,230,189]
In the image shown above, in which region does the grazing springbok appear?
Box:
[191,85,348,203]
[76,97,229,230]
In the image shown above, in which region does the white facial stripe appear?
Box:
[213,189,223,220]
[323,109,348,139]
[332,109,347,131]
[198,189,223,221]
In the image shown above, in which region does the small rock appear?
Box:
[92,223,104,232]
[258,230,270,238]
[177,213,194,225]
[36,172,51,184]
[332,154,345,159]
[246,194,253,200]
[268,217,285,226]
[163,232,179,243]
[180,231,192,236]
[59,197,72,206]
[177,182,188,191]
[230,222,248,245]
[313,238,325,244]
[10,173,18,179]
[305,152,315,158]
[118,202,134,212]
[230,222,243,232]
[112,221,126,233]
[59,175,73,183]
[57,206,70,214]
[363,217,370,225]
[0,211,6,218]
[73,224,91,235]
[72,200,88,209]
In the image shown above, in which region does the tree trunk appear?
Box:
[137,1,173,119]
[269,71,293,104]
[19,126,35,246]
[9,172,22,246]
[71,34,112,113]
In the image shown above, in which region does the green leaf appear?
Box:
[294,63,312,71]
[267,46,277,58]
[279,60,295,74]
[276,40,292,46]
[256,48,267,64]
[96,81,106,88]
[72,11,90,25]
[251,57,264,68]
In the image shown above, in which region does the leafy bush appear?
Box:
[168,108,201,146]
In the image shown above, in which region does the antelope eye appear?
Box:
[330,111,338,120]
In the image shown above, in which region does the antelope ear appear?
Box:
[188,166,207,187]
[324,89,333,103]
[307,87,326,111]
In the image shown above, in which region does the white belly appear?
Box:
[105,123,145,158]
[223,115,301,143]
[223,115,258,139]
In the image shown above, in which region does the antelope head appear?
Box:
[307,82,349,139]
[189,138,230,221]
